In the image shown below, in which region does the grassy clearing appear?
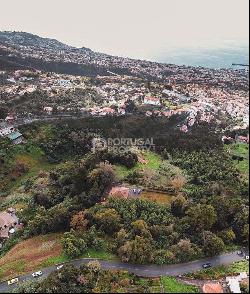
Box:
[161,276,199,293]
[185,261,249,280]
[39,255,70,268]
[0,233,116,281]
[141,191,173,204]
[80,248,116,260]
[0,144,55,195]
[10,153,54,191]
[115,151,163,179]
[0,233,63,281]
[114,151,185,188]
[225,143,249,179]
[138,278,162,293]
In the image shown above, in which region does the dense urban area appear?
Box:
[0,32,249,293]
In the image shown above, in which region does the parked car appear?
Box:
[56,265,64,270]
[32,271,43,278]
[7,278,19,285]
[202,263,212,269]
[237,250,243,255]
[245,255,249,261]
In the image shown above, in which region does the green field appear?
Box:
[114,151,185,192]
[115,151,163,179]
[80,248,116,260]
[225,143,249,179]
[161,277,199,293]
[0,143,55,197]
[185,261,249,280]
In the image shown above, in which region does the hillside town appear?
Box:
[0,66,249,135]
[0,32,249,294]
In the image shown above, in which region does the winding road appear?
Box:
[0,250,248,293]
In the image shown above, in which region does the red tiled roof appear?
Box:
[202,283,224,293]
[145,97,160,102]
[109,187,130,199]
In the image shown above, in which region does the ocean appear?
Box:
[154,42,249,69]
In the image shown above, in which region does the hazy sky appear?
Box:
[0,0,249,59]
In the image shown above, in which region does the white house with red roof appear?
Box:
[144,97,161,106]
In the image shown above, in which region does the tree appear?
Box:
[38,264,81,293]
[62,231,88,258]
[125,100,138,113]
[88,163,116,197]
[242,224,249,246]
[186,204,217,232]
[87,260,101,273]
[170,175,187,192]
[233,206,249,243]
[131,220,152,239]
[116,228,129,247]
[118,236,153,263]
[94,208,121,234]
[171,195,188,217]
[153,250,175,265]
[0,105,8,119]
[202,231,225,257]
[218,228,236,245]
[171,239,201,262]
[70,211,89,232]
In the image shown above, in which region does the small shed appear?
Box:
[7,131,24,145]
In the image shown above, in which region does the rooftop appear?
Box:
[7,131,23,141]
[202,283,224,293]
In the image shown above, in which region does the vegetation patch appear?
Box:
[0,233,63,281]
[161,276,199,293]
[185,261,249,280]
[13,263,158,293]
[80,248,116,260]
[141,191,174,204]
[225,143,249,179]
[114,151,163,179]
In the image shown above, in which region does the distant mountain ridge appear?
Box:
[0,31,248,89]
[0,31,71,50]
[0,31,167,79]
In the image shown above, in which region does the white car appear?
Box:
[7,278,19,285]
[32,271,43,278]
[56,265,64,270]
[245,255,249,261]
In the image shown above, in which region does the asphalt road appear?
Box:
[0,250,248,293]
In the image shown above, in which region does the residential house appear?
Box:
[58,79,72,88]
[109,186,142,199]
[226,272,248,293]
[44,107,53,115]
[99,107,115,116]
[7,131,24,145]
[109,186,131,199]
[0,123,23,145]
[144,97,161,106]
[202,283,224,293]
[226,278,241,293]
[0,125,15,137]
[5,115,15,123]
[180,125,188,133]
[236,135,249,144]
[0,209,19,240]
[118,107,126,115]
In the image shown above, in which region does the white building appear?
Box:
[226,272,248,294]
[144,97,161,106]
[226,278,241,293]
[44,107,53,115]
[0,126,15,137]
